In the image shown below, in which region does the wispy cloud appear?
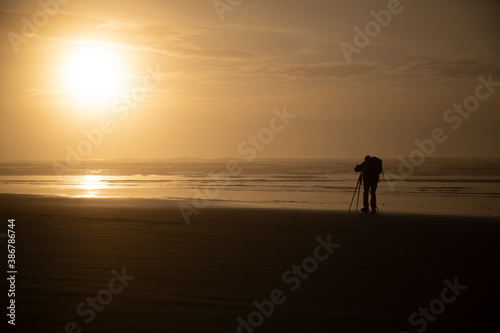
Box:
[387,58,500,80]
[0,8,266,61]
[260,62,378,78]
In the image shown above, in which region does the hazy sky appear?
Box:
[0,0,499,161]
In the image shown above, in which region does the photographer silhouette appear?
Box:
[355,155,382,213]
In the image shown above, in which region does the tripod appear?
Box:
[348,173,363,212]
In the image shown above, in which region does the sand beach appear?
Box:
[1,194,499,332]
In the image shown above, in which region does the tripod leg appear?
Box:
[348,176,361,212]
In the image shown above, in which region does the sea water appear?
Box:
[0,158,499,217]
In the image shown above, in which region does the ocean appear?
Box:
[1,158,499,217]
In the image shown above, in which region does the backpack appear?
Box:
[371,156,383,175]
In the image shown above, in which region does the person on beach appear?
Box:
[355,155,383,213]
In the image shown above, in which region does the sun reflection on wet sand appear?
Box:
[78,175,108,197]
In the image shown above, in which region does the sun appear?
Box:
[61,42,125,107]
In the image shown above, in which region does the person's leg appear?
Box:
[370,180,378,212]
[362,182,369,211]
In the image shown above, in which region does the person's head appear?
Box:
[364,155,371,163]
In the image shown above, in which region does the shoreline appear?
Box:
[1,192,499,220]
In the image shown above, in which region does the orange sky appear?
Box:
[0,0,499,161]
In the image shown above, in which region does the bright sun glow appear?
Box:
[61,43,125,107]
